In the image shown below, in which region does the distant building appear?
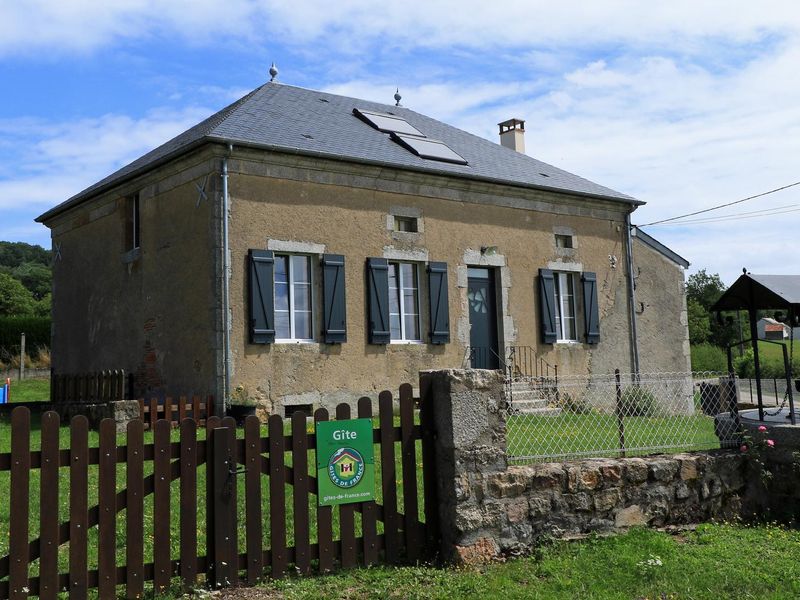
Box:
[757,317,789,340]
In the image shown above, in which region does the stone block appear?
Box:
[529,494,552,517]
[678,456,699,481]
[675,482,692,500]
[488,472,526,498]
[528,463,566,491]
[649,458,678,482]
[453,537,499,565]
[624,458,649,484]
[599,463,622,486]
[615,504,647,527]
[566,466,581,492]
[454,506,484,534]
[580,466,602,490]
[506,498,529,523]
[565,492,592,512]
[594,488,621,512]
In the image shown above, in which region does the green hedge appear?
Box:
[0,316,51,353]
[690,343,728,372]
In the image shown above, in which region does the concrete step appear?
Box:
[509,406,563,416]
[509,398,550,409]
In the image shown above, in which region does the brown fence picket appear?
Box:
[221,415,238,583]
[211,423,236,588]
[98,419,117,598]
[126,419,144,600]
[164,397,173,426]
[69,415,89,600]
[357,397,379,566]
[268,414,287,579]
[179,396,188,423]
[378,391,399,563]
[244,416,263,584]
[149,397,158,431]
[179,418,198,591]
[336,403,357,568]
[419,378,440,560]
[153,419,172,593]
[39,411,60,600]
[291,411,311,575]
[9,407,30,599]
[192,395,200,422]
[399,384,420,562]
[314,408,334,573]
[205,415,221,584]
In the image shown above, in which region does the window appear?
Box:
[394,216,418,233]
[555,234,573,249]
[390,132,468,165]
[388,262,421,341]
[353,108,424,136]
[274,254,313,341]
[554,272,577,341]
[124,193,140,251]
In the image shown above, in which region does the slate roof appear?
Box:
[712,274,800,312]
[631,226,689,268]
[37,82,641,223]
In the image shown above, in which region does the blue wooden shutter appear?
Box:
[538,268,557,344]
[367,257,390,344]
[427,261,450,344]
[582,271,600,344]
[248,249,275,344]
[321,254,347,344]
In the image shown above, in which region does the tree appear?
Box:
[0,272,35,316]
[13,262,51,300]
[687,298,711,344]
[686,269,727,310]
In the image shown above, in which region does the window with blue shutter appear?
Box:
[321,254,347,343]
[427,262,450,344]
[367,257,390,344]
[582,271,600,344]
[248,249,275,344]
[538,268,557,344]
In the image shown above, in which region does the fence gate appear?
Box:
[0,383,440,598]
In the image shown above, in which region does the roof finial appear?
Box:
[269,62,279,82]
[394,88,402,107]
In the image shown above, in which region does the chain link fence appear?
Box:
[505,371,741,463]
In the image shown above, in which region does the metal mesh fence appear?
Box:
[505,371,741,463]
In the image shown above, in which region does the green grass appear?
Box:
[506,413,719,461]
[261,524,800,600]
[4,376,50,402]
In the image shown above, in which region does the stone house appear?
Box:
[36,79,690,414]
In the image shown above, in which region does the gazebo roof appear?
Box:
[712,273,800,312]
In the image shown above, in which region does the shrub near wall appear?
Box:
[0,316,51,354]
[690,343,728,372]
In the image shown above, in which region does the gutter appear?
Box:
[220,145,233,416]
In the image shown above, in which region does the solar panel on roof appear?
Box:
[390,133,468,165]
[352,108,424,136]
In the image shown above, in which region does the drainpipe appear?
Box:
[625,214,640,377]
[220,145,233,416]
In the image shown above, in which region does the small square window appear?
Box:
[394,216,418,233]
[555,234,573,249]
[124,193,140,251]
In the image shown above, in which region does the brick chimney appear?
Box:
[498,118,525,153]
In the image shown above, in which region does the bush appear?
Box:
[734,348,800,379]
[0,316,51,355]
[620,386,659,417]
[690,343,728,372]
[556,392,593,414]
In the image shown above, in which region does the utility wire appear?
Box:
[645,202,800,226]
[650,205,800,226]
[638,180,800,227]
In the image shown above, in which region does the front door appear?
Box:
[467,267,499,369]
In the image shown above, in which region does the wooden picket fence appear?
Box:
[0,384,439,599]
[138,395,215,429]
[50,370,129,403]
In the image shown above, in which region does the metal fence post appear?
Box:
[615,369,626,457]
[19,332,25,381]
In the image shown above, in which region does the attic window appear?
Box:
[390,133,468,165]
[555,234,573,249]
[353,108,424,136]
[394,216,418,233]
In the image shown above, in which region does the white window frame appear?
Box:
[388,261,422,343]
[274,254,315,343]
[554,271,578,342]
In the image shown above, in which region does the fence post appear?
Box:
[615,369,626,458]
[209,425,237,589]
[19,332,25,381]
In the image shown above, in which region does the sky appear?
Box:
[1,1,799,285]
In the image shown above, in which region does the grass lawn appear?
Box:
[4,377,50,402]
[256,524,800,600]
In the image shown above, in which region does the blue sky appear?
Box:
[2,1,799,284]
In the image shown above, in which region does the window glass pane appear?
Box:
[295,311,312,339]
[404,313,420,340]
[390,314,402,340]
[275,282,289,311]
[274,255,288,283]
[293,283,311,311]
[388,264,400,314]
[554,274,563,334]
[292,255,310,283]
[403,291,417,316]
[275,311,290,339]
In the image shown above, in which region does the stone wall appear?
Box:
[423,369,748,563]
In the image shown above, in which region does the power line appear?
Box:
[645,202,800,226]
[638,180,800,227]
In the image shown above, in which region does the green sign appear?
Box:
[316,418,375,506]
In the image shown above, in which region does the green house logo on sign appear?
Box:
[317,418,375,506]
